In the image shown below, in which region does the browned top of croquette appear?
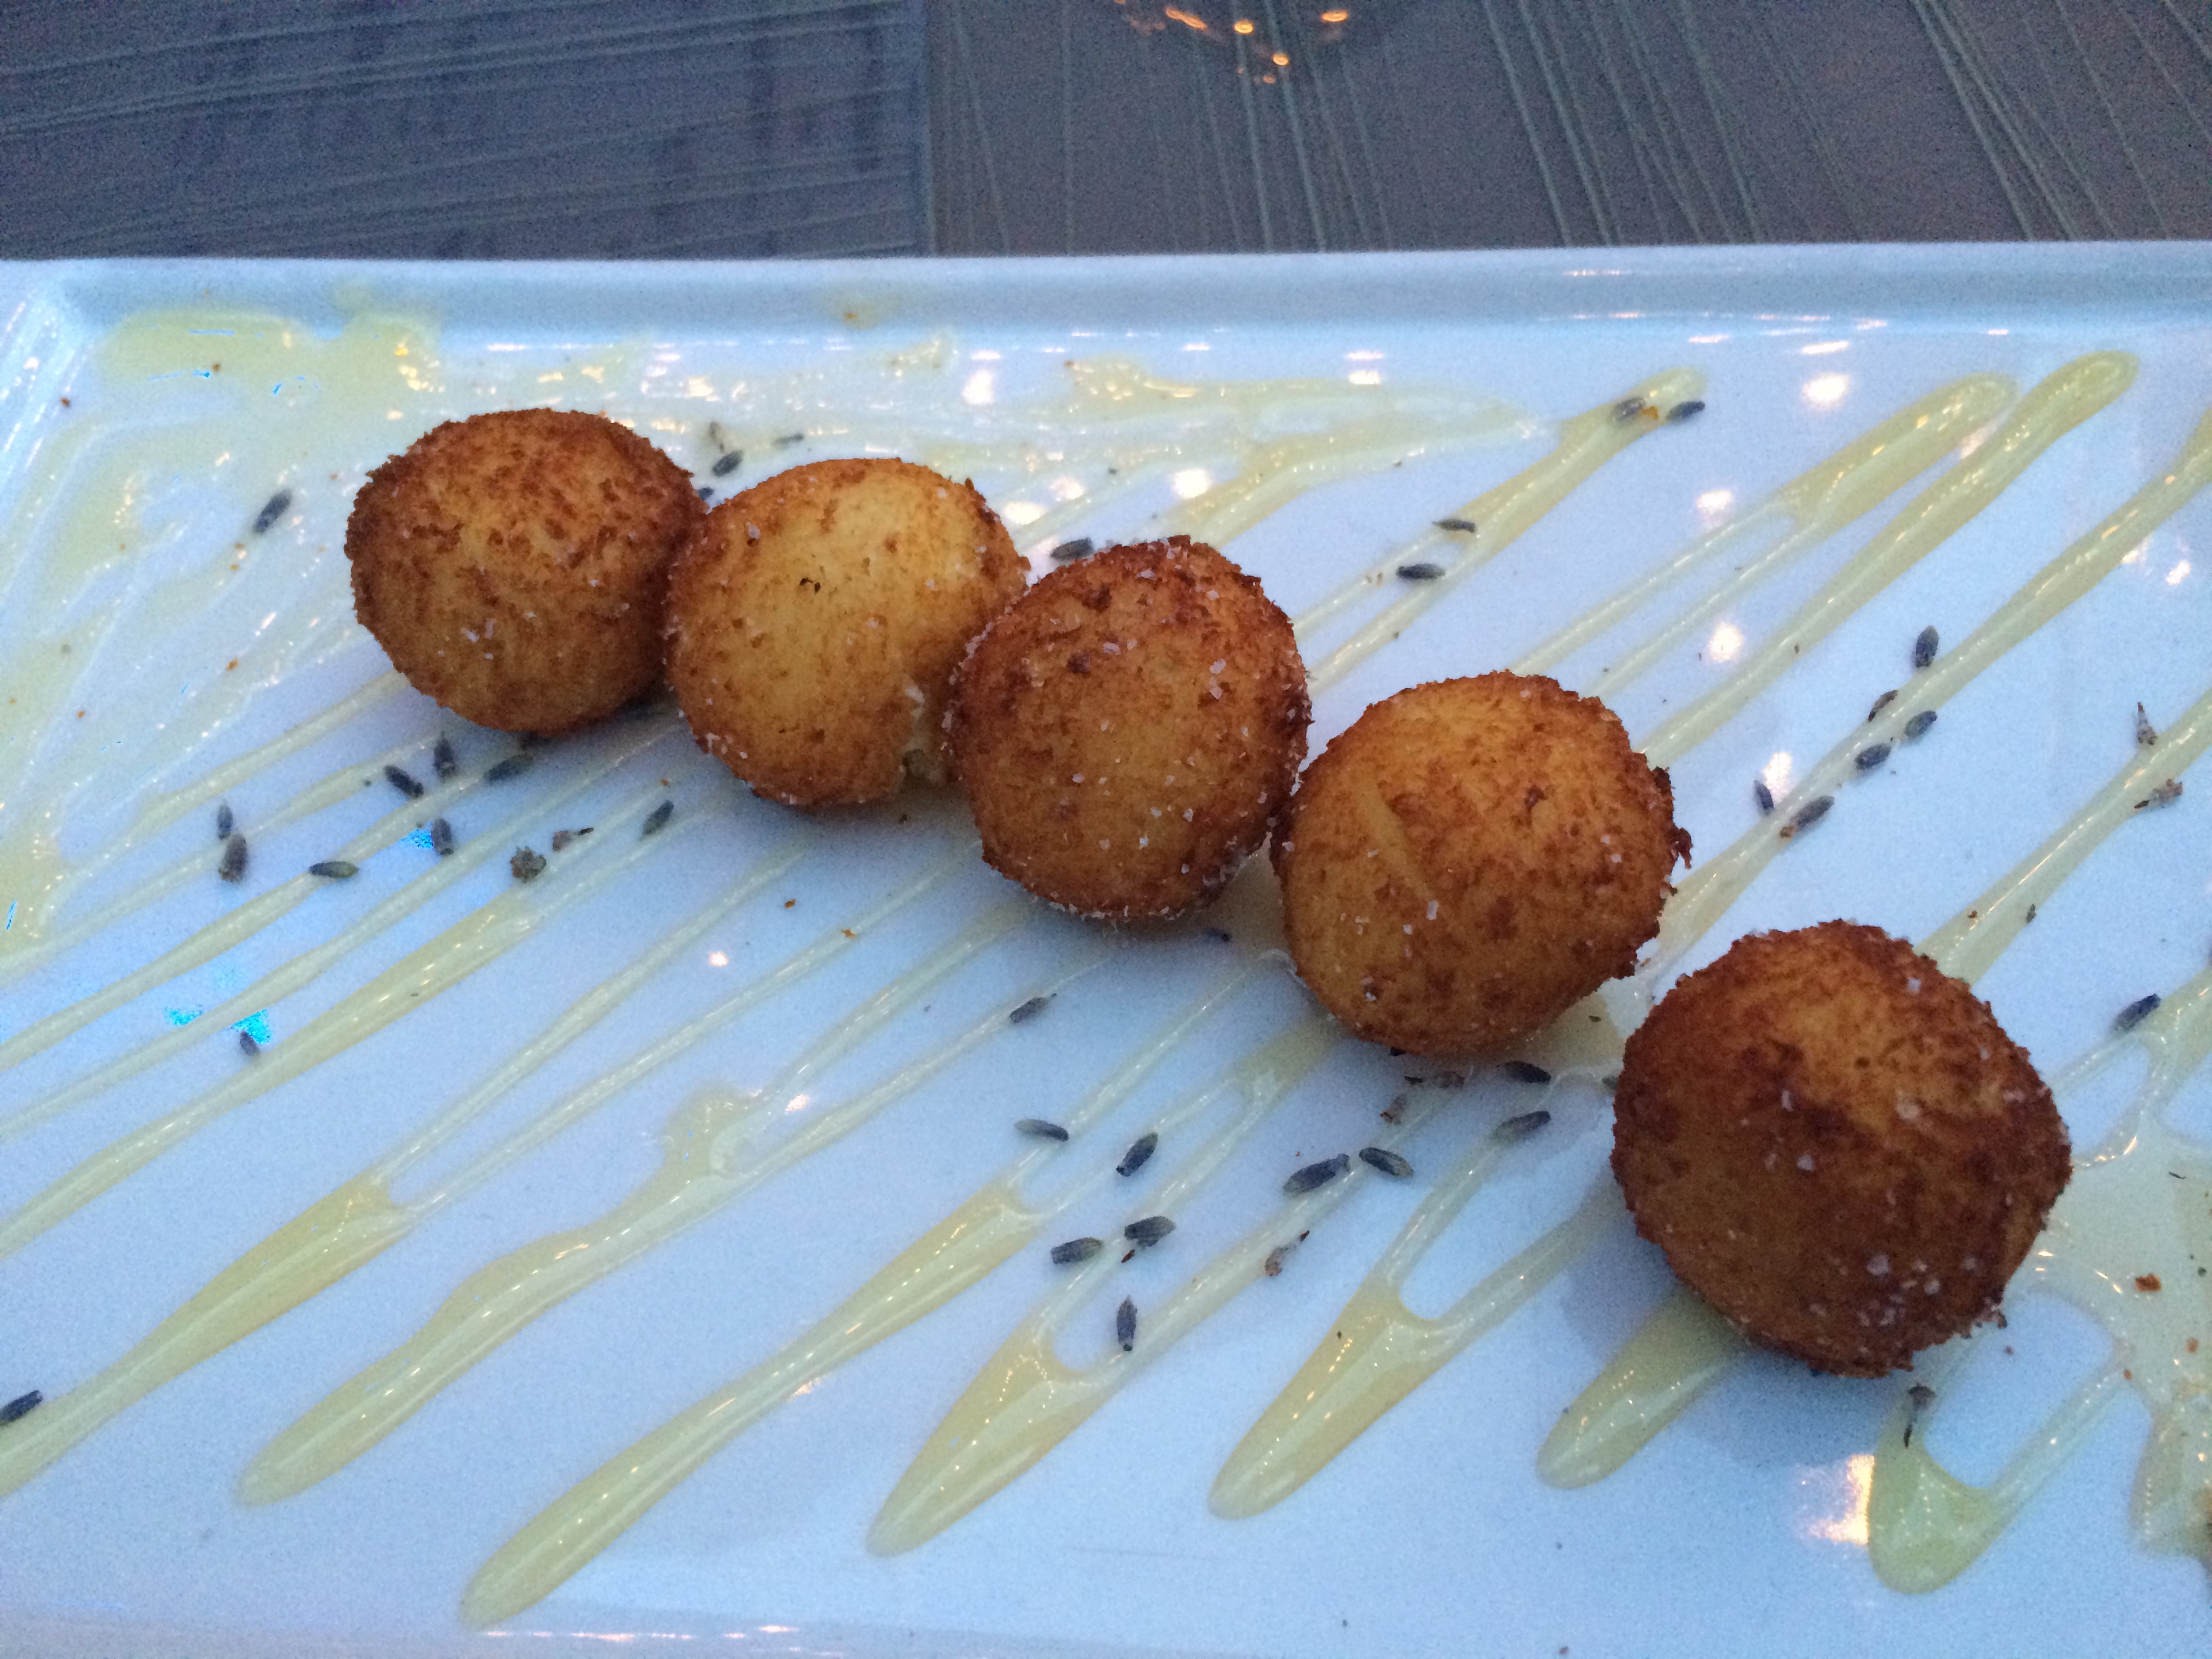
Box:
[347,408,701,734]
[1275,672,1687,1058]
[663,457,1026,809]
[947,536,1309,920]
[1612,920,2071,1377]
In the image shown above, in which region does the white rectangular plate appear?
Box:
[1,247,2209,1658]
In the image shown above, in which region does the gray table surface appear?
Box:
[3,0,2205,261]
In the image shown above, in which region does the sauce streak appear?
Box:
[0,305,2203,1633]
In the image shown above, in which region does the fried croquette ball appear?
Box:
[947,536,1308,920]
[1611,921,2070,1377]
[347,409,701,735]
[1274,673,1687,1058]
[663,458,1026,808]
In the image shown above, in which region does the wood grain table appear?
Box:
[3,1,2205,260]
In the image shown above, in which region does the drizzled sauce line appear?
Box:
[3,306,485,958]
[1172,415,1531,550]
[1657,401,2212,975]
[1513,375,2014,678]
[241,903,1090,1504]
[1,485,380,909]
[0,776,690,1263]
[1533,1284,1742,1490]
[394,840,976,1208]
[867,1017,1342,1555]
[466,1174,1048,1629]
[1296,369,1705,694]
[463,956,1271,1624]
[1210,1164,1618,1520]
[874,357,1522,562]
[877,975,1624,1545]
[0,724,677,1149]
[1540,712,2212,1553]
[0,835,966,1503]
[0,671,407,969]
[1640,351,2137,767]
[1868,965,2212,1590]
[1920,681,2212,985]
[0,716,629,1076]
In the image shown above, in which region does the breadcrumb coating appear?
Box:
[1612,920,2071,1376]
[947,536,1309,920]
[1275,672,1687,1057]
[347,409,701,734]
[664,458,1025,808]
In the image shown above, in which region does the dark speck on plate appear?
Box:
[251,489,292,534]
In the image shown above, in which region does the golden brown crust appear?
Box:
[663,458,1026,808]
[946,537,1309,920]
[1274,673,1686,1057]
[346,409,701,735]
[1612,920,2071,1377]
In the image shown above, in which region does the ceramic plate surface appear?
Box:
[1,248,2209,1658]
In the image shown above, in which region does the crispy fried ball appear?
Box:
[1612,921,2071,1377]
[347,409,701,735]
[947,536,1309,920]
[1275,673,1687,1058]
[664,459,1026,808]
